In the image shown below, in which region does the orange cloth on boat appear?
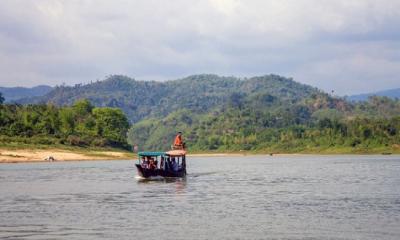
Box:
[174,134,183,146]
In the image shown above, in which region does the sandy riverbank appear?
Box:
[0,148,134,163]
[1,148,398,163]
[0,150,251,163]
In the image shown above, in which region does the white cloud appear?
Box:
[0,0,399,94]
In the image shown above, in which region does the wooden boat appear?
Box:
[135,150,187,179]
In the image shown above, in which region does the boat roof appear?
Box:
[165,150,186,156]
[138,151,165,157]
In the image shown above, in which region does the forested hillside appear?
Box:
[128,96,400,153]
[10,74,400,153]
[19,74,325,123]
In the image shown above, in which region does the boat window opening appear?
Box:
[138,155,162,170]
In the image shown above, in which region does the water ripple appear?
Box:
[1,156,400,239]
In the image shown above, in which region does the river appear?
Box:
[0,155,399,239]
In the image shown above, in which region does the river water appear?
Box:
[0,155,399,240]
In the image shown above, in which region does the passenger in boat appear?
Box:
[160,156,165,169]
[171,158,179,172]
[141,156,148,168]
[144,156,152,169]
[149,158,157,170]
[166,157,172,170]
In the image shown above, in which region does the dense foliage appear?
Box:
[0,99,130,149]
[128,96,400,153]
[19,74,323,123]
[8,74,400,153]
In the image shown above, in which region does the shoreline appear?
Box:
[1,147,398,163]
[0,148,135,163]
[188,152,399,157]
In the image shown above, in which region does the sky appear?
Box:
[0,0,399,95]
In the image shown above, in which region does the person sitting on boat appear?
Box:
[173,132,185,150]
[166,157,172,170]
[141,156,148,168]
[160,156,165,169]
[171,158,179,172]
[149,158,157,170]
[144,156,153,169]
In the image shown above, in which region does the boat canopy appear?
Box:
[165,150,186,156]
[138,151,165,157]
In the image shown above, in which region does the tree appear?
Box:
[59,108,76,135]
[73,99,93,116]
[0,92,4,104]
[93,107,129,146]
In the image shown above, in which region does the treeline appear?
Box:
[184,112,400,153]
[4,74,400,153]
[0,96,130,149]
[128,96,400,153]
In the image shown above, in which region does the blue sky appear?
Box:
[0,0,399,95]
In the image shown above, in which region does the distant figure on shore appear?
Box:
[44,156,55,162]
[172,132,185,149]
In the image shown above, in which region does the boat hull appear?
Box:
[135,164,186,178]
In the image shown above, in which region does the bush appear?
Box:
[92,138,108,147]
[67,135,87,146]
[350,138,361,147]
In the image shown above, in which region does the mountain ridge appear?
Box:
[0,85,53,102]
[348,88,400,101]
[17,74,325,123]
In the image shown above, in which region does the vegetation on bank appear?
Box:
[2,74,400,154]
[0,96,130,149]
[128,96,400,153]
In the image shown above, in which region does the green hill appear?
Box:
[14,74,400,153]
[127,95,400,152]
[19,74,325,123]
[0,85,53,102]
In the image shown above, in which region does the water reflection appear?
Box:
[136,176,187,184]
[137,177,187,195]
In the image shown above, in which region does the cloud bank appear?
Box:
[0,0,399,94]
